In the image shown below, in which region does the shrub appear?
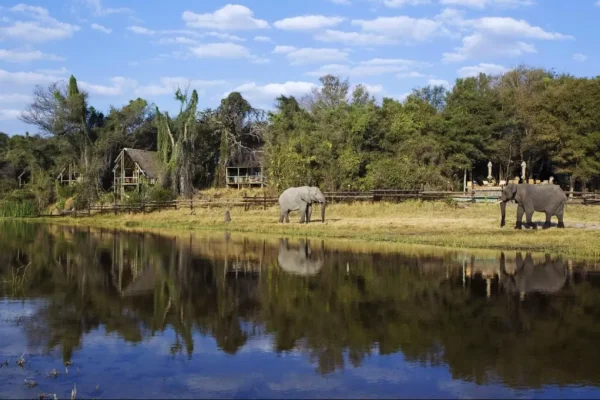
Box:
[0,200,37,217]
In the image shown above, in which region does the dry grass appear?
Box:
[29,200,600,259]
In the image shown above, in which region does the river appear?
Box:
[1,221,600,399]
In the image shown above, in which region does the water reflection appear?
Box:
[1,222,600,398]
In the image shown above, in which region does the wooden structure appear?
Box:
[56,162,80,186]
[113,148,161,200]
[17,168,30,188]
[226,150,265,189]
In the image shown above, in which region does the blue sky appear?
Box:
[0,0,598,135]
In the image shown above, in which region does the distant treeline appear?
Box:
[1,66,599,212]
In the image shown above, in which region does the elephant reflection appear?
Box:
[499,252,567,295]
[277,238,324,276]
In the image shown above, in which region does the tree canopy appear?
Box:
[2,67,600,211]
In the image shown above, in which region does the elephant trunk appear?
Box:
[500,201,506,228]
[321,199,326,223]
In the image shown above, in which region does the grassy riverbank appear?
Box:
[22,200,600,259]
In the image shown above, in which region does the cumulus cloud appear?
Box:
[443,33,536,62]
[457,63,509,77]
[440,0,535,8]
[329,0,351,4]
[314,30,397,46]
[573,53,588,62]
[182,4,269,30]
[0,48,63,62]
[190,42,251,58]
[397,71,428,78]
[84,0,132,16]
[271,46,348,65]
[471,17,572,40]
[223,81,317,105]
[127,25,245,42]
[135,77,227,97]
[253,35,272,42]
[0,4,81,42]
[428,78,451,87]
[383,0,431,7]
[306,58,427,77]
[79,76,138,96]
[90,23,111,34]
[0,68,66,85]
[273,15,345,31]
[0,93,30,103]
[351,16,447,42]
[0,109,22,121]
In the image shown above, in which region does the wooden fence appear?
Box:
[37,189,600,218]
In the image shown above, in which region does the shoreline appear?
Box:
[5,201,600,260]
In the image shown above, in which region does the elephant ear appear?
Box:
[511,184,517,196]
[297,189,310,203]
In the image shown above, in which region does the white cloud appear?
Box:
[596,0,600,6]
[253,35,272,42]
[329,0,351,4]
[190,42,252,58]
[397,71,428,78]
[307,58,428,77]
[127,26,244,41]
[127,25,155,35]
[354,83,384,95]
[351,16,446,42]
[457,63,509,77]
[428,78,451,87]
[0,109,22,121]
[272,46,297,54]
[315,30,397,46]
[182,4,269,31]
[383,0,431,7]
[79,76,137,96]
[0,93,30,103]
[90,23,111,34]
[135,77,227,97]
[573,53,588,62]
[84,0,132,16]
[273,15,345,31]
[471,17,573,40]
[157,36,198,45]
[440,0,535,8]
[224,81,317,105]
[442,33,536,62]
[0,48,63,62]
[0,68,65,85]
[0,4,81,42]
[272,46,349,65]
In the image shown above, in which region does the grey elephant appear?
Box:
[278,186,326,224]
[499,183,567,229]
[499,252,567,295]
[277,238,324,276]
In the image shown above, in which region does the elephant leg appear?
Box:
[543,212,552,229]
[307,204,312,223]
[515,205,524,229]
[556,202,565,228]
[299,202,307,223]
[525,209,536,229]
[285,210,290,223]
[279,208,286,223]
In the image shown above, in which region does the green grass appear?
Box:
[0,200,37,218]
[17,200,600,260]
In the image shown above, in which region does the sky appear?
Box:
[0,0,598,135]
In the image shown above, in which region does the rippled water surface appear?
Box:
[1,221,600,399]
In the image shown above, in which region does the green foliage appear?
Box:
[0,200,37,217]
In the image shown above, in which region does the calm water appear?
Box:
[1,222,600,399]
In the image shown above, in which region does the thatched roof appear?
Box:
[114,148,161,179]
[227,148,263,168]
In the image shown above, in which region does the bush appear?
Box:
[146,186,174,202]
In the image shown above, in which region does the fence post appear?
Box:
[114,193,117,216]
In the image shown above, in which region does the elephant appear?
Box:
[499,252,567,295]
[278,186,326,224]
[277,238,324,276]
[499,183,567,229]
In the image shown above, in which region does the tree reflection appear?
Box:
[1,222,600,388]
